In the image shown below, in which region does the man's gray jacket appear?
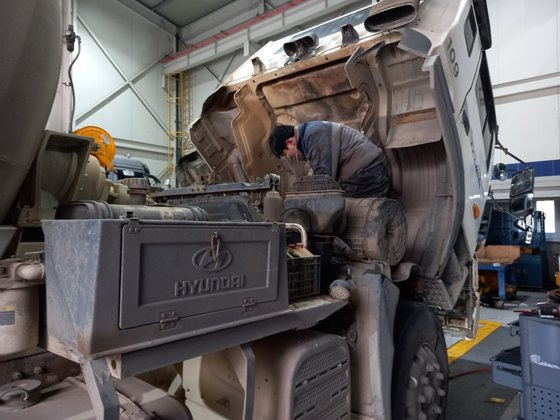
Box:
[296,121,389,197]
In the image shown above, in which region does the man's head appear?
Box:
[268,124,298,159]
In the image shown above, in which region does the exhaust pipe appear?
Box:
[364,0,420,32]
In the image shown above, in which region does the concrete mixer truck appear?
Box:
[0,0,516,419]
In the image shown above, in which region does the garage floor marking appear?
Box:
[447,320,501,364]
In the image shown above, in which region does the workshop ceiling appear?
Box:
[135,0,235,27]
[117,0,372,72]
[117,0,299,40]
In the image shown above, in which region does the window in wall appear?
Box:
[464,6,477,57]
[475,53,497,170]
[536,200,556,233]
[475,75,492,168]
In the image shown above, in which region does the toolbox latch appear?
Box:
[124,214,141,234]
[159,310,178,330]
[242,297,255,312]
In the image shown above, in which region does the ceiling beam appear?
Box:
[151,0,173,11]
[116,0,177,36]
[164,0,367,74]
[180,0,268,45]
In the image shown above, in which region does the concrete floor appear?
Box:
[445,291,547,420]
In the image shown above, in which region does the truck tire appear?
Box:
[391,300,448,420]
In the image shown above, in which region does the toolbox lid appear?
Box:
[119,222,283,329]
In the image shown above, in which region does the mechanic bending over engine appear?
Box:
[268,121,390,198]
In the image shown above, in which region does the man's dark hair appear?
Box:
[268,124,295,158]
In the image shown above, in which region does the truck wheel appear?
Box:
[391,300,448,420]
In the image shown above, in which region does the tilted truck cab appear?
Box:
[0,0,496,419]
[190,0,496,332]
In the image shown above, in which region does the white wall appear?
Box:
[486,0,560,241]
[47,0,73,133]
[72,0,174,180]
[189,52,247,122]
[487,0,560,166]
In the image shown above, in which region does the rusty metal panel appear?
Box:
[262,62,352,108]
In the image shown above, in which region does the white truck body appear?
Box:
[0,1,497,419]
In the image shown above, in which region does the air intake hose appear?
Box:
[56,201,208,221]
[341,197,407,266]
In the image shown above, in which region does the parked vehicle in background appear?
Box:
[109,154,163,187]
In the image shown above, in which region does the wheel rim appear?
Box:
[404,343,446,420]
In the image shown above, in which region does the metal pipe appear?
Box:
[15,263,45,281]
[56,201,208,221]
[364,0,420,32]
[285,223,308,248]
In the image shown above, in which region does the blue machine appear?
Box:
[485,209,548,289]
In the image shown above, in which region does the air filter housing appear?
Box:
[284,175,346,234]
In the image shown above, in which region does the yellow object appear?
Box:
[287,245,314,259]
[489,397,506,404]
[473,203,480,219]
[556,272,560,287]
[447,320,501,364]
[74,125,116,170]
[166,71,194,180]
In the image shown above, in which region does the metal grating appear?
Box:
[289,175,343,194]
[419,278,454,309]
[314,394,351,419]
[293,346,350,420]
[531,386,560,419]
[294,372,349,418]
[296,347,348,382]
